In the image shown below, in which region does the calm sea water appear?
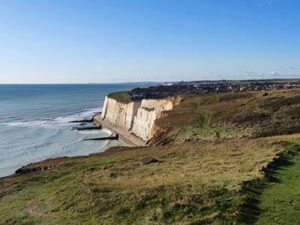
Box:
[0,83,143,177]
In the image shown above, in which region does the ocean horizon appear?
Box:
[0,83,145,177]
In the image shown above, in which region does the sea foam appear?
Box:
[3,108,101,128]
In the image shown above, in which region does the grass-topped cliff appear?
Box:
[108,91,131,103]
[1,89,300,225]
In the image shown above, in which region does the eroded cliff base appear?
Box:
[94,117,147,146]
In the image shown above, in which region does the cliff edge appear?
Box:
[94,93,182,146]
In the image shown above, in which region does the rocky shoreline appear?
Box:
[94,117,147,147]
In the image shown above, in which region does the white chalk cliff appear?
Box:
[96,96,181,142]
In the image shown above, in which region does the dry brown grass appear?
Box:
[86,136,291,192]
[155,89,300,144]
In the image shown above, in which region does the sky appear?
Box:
[0,0,300,84]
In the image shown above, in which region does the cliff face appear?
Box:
[97,96,181,142]
[131,99,176,140]
[100,96,141,131]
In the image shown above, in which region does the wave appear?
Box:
[4,120,50,128]
[54,108,101,123]
[76,128,111,135]
[2,108,101,128]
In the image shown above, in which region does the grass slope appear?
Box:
[155,89,300,144]
[256,142,300,225]
[0,135,299,225]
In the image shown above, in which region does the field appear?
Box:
[1,89,300,225]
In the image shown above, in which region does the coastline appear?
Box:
[0,116,143,179]
[2,87,300,224]
[94,115,147,147]
[4,145,131,178]
[0,83,144,178]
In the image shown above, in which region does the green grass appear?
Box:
[108,91,131,103]
[255,141,300,225]
[1,136,296,225]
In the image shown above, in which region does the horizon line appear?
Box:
[0,77,300,85]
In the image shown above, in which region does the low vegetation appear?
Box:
[155,89,300,144]
[256,141,300,225]
[108,91,131,103]
[1,89,300,224]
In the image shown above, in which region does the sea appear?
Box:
[0,83,146,178]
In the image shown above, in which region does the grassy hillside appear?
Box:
[0,135,299,225]
[1,89,300,225]
[155,89,300,144]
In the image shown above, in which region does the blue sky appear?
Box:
[0,0,300,83]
